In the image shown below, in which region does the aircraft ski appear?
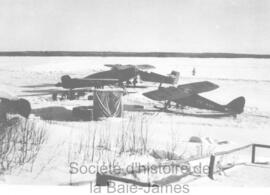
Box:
[153,106,236,118]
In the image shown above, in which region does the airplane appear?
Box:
[143,81,245,117]
[21,76,119,100]
[86,64,179,87]
[21,64,179,100]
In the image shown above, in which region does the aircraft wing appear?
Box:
[143,81,219,101]
[20,83,57,88]
[135,64,155,70]
[20,88,93,96]
[18,93,54,97]
[81,78,118,82]
[104,64,130,70]
[177,81,219,94]
[104,64,155,70]
[22,78,118,89]
[143,86,191,101]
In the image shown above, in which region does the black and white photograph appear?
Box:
[0,0,270,194]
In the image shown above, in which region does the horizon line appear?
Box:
[0,51,270,58]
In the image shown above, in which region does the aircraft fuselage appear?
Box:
[60,75,118,89]
[173,94,229,113]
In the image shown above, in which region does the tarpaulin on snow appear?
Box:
[93,90,123,120]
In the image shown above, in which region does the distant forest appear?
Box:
[0,51,270,58]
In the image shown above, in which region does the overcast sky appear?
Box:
[0,0,269,53]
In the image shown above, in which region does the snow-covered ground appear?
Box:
[0,57,270,187]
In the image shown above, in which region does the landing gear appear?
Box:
[118,82,124,88]
[78,91,86,97]
[163,101,171,110]
[132,78,137,87]
[52,93,57,101]
[126,80,132,86]
[51,90,84,101]
[158,83,162,89]
[60,90,76,100]
[68,91,76,100]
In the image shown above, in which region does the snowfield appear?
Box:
[0,57,270,187]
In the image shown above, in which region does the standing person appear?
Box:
[192,67,196,76]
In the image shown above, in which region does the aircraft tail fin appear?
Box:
[58,75,72,88]
[169,71,180,85]
[226,96,245,114]
[61,75,71,83]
